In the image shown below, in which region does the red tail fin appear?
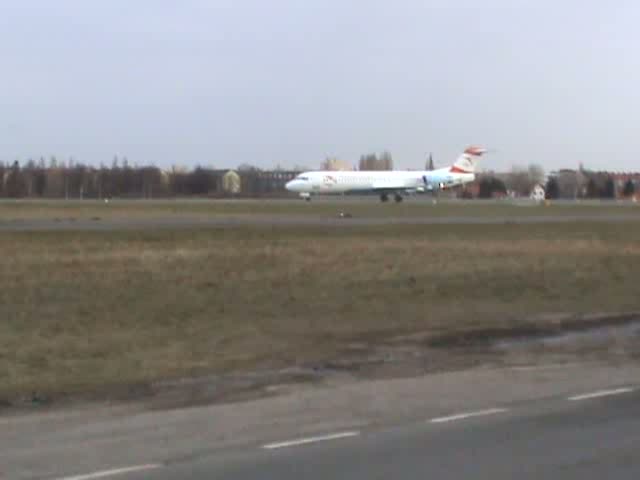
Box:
[450,146,486,174]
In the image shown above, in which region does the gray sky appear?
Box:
[1,0,639,172]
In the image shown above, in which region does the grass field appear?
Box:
[0,198,639,220]
[1,220,639,403]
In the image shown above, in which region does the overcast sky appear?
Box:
[1,0,639,171]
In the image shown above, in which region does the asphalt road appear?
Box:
[4,364,640,479]
[131,389,640,480]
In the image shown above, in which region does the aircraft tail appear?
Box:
[450,146,487,174]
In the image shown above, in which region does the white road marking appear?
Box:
[510,362,583,371]
[568,387,635,401]
[54,464,162,480]
[262,431,360,450]
[429,408,508,424]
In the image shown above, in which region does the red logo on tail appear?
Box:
[464,146,486,156]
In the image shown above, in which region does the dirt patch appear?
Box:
[427,313,640,348]
[117,313,640,410]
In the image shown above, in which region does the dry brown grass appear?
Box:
[1,222,639,401]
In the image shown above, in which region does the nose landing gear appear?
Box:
[380,193,403,203]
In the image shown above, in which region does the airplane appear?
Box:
[285,146,487,202]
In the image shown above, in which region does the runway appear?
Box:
[5,363,639,480]
[1,213,640,231]
[131,388,640,480]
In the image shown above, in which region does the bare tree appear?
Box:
[237,163,261,172]
[358,152,393,171]
[545,177,559,199]
[379,151,393,170]
[504,167,532,196]
[527,164,545,185]
[556,171,580,199]
[320,157,352,171]
[426,153,434,171]
[358,154,376,170]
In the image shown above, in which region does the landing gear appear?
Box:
[380,193,403,203]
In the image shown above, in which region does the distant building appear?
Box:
[530,183,545,201]
[461,182,479,198]
[222,170,241,194]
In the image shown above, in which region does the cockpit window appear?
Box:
[296,176,309,181]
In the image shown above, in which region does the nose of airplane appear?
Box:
[286,180,300,192]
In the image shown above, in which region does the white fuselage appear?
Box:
[285,168,475,195]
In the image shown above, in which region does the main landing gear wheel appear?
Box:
[394,194,403,203]
[380,193,389,202]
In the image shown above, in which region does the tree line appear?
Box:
[544,173,635,200]
[358,151,394,171]
[471,166,636,200]
[469,165,544,198]
[0,158,264,198]
[1,156,635,200]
